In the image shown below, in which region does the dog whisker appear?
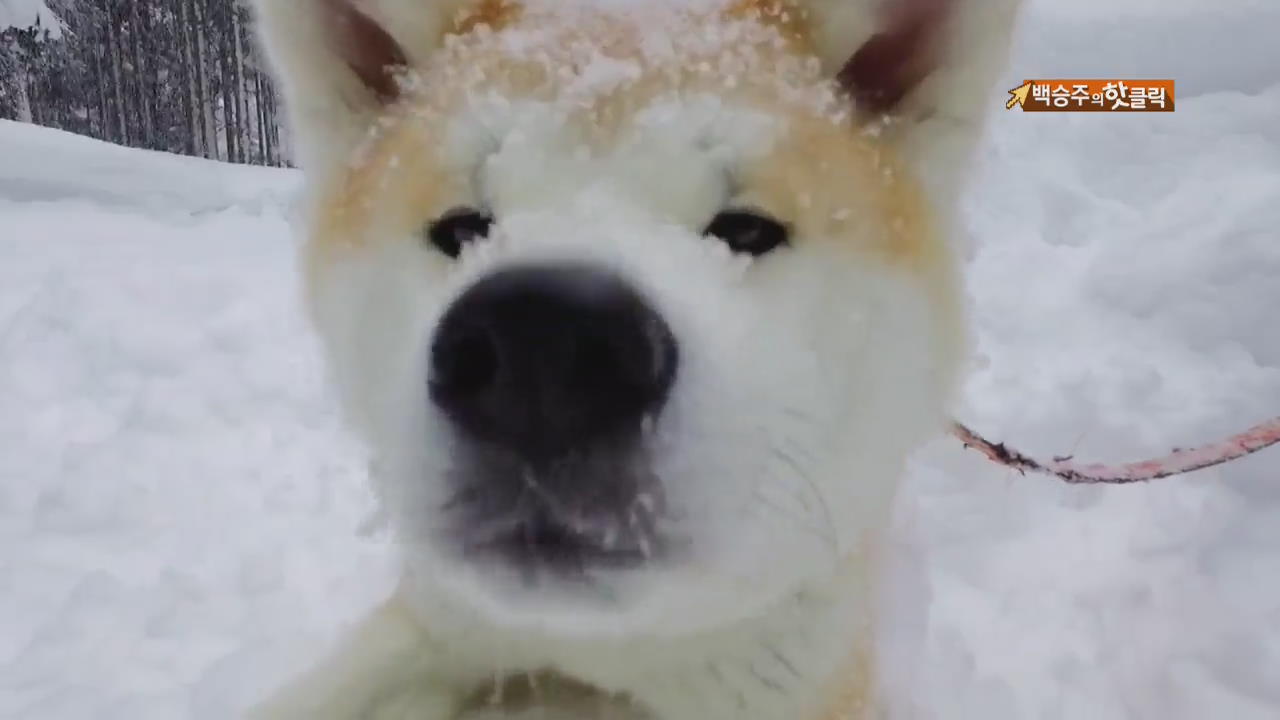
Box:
[766,644,802,680]
[705,661,751,712]
[748,664,789,695]
[748,488,837,553]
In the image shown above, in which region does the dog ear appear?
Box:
[833,0,953,116]
[802,0,1023,204]
[251,0,471,169]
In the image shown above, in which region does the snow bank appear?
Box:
[0,128,381,719]
[0,120,299,217]
[882,75,1280,711]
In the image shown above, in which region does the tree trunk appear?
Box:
[181,0,205,156]
[174,0,194,155]
[93,26,111,142]
[233,6,252,163]
[255,71,268,165]
[128,0,151,148]
[15,69,33,123]
[194,0,216,159]
[107,1,130,145]
[267,79,284,166]
[219,0,237,163]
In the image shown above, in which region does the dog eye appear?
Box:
[426,207,495,258]
[703,209,790,256]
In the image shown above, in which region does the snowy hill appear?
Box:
[0,120,298,216]
[1,1,1279,717]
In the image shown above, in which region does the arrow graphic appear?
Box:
[1007,80,1033,110]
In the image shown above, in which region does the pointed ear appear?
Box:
[803,0,1023,203]
[251,0,471,169]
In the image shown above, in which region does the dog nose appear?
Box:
[429,264,678,460]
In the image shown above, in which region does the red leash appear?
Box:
[952,417,1280,484]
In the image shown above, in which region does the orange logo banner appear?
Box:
[1007,79,1176,112]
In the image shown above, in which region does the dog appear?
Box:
[249,0,1021,717]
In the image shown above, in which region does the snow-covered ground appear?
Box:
[1,1,1278,717]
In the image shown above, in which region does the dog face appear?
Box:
[255,0,1018,639]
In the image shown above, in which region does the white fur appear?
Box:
[249,1,1021,718]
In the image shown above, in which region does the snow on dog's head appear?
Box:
[255,0,1014,639]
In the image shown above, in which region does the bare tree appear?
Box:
[2,0,290,166]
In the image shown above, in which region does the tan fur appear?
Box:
[817,646,875,720]
[450,0,522,35]
[727,0,811,46]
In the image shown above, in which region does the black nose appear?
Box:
[429,264,678,460]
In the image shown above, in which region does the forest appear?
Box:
[1,0,288,166]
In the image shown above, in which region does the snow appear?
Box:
[1018,0,1280,97]
[0,121,298,216]
[0,0,60,35]
[1,0,1278,717]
